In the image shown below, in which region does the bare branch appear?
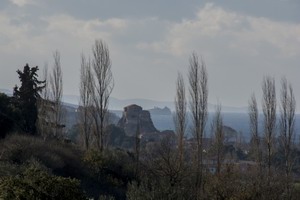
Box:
[78,54,93,150]
[279,77,296,197]
[90,39,114,151]
[49,50,64,139]
[212,103,224,175]
[174,72,187,166]
[248,93,261,164]
[262,76,276,178]
[188,52,208,195]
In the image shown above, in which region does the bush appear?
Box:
[83,148,136,199]
[0,134,83,177]
[0,160,87,200]
[98,195,115,200]
[126,178,190,200]
[84,149,135,185]
[0,93,20,138]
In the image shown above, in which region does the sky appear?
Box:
[0,0,300,109]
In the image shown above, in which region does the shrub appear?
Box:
[84,149,135,185]
[83,148,136,199]
[0,134,83,177]
[0,161,87,200]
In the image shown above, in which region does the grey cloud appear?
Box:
[0,1,300,110]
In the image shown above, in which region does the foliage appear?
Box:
[0,134,82,175]
[84,148,135,199]
[127,178,193,200]
[98,195,115,200]
[204,166,247,200]
[84,149,135,185]
[126,179,174,200]
[126,137,194,200]
[0,134,140,199]
[105,124,135,149]
[0,161,87,200]
[0,93,20,138]
[13,64,45,135]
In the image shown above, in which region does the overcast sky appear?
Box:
[0,0,299,109]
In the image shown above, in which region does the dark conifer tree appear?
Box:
[13,63,45,135]
[0,93,20,138]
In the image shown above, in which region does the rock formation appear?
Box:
[148,106,172,115]
[117,104,158,137]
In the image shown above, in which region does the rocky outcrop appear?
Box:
[117,104,158,137]
[148,106,172,115]
[223,125,238,143]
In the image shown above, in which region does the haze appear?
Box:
[0,0,299,109]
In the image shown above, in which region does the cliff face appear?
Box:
[117,104,158,137]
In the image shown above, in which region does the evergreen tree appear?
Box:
[0,93,20,138]
[13,63,45,135]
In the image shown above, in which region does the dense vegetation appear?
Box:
[0,134,136,199]
[1,133,300,199]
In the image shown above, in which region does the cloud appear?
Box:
[138,3,300,58]
[134,3,300,107]
[9,0,35,7]
[44,15,128,34]
[0,2,299,106]
[0,10,143,98]
[240,16,300,57]
[0,12,33,53]
[0,12,129,55]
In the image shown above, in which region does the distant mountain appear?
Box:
[218,105,248,113]
[109,97,175,111]
[148,106,172,115]
[1,89,248,113]
[0,89,13,96]
[62,95,80,106]
[62,95,175,111]
[57,94,175,111]
[62,102,78,109]
[109,97,248,113]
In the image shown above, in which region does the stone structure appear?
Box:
[117,104,158,137]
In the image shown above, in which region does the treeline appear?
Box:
[0,38,300,199]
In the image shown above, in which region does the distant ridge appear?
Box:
[0,89,248,113]
[109,97,175,111]
[0,89,13,96]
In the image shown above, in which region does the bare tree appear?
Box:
[79,54,93,150]
[212,104,224,175]
[248,93,262,168]
[90,39,114,152]
[135,118,141,179]
[279,77,296,198]
[188,52,208,196]
[262,76,276,178]
[49,50,64,139]
[174,72,187,166]
[248,93,266,198]
[144,136,184,188]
